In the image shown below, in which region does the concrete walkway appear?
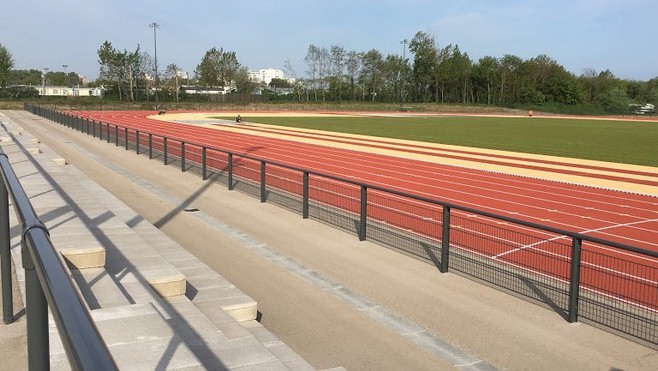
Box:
[2,110,657,370]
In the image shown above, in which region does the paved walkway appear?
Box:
[2,110,657,370]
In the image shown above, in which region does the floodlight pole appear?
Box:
[400,39,408,111]
[150,22,160,107]
[62,65,68,87]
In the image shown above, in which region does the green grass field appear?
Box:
[215,115,658,167]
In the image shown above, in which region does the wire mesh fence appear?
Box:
[27,104,658,349]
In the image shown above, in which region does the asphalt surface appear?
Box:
[2,110,656,370]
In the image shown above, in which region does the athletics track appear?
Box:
[67,110,658,313]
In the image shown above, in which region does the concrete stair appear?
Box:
[2,119,332,370]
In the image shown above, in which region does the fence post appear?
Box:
[202,147,207,180]
[181,142,186,172]
[135,131,140,155]
[124,128,129,150]
[163,137,168,165]
[106,124,110,143]
[359,185,367,241]
[0,175,13,324]
[302,172,309,219]
[228,153,233,190]
[114,126,119,147]
[22,241,49,370]
[260,161,266,202]
[568,237,583,323]
[148,134,153,159]
[440,206,451,273]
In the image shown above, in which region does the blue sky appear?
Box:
[2,0,656,81]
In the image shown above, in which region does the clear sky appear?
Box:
[2,0,656,81]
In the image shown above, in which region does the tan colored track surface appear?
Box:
[153,111,658,197]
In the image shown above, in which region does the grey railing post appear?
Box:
[440,206,451,273]
[260,161,266,203]
[106,123,110,143]
[181,142,186,172]
[22,239,49,371]
[135,130,140,155]
[201,147,207,180]
[228,153,233,190]
[0,173,12,324]
[163,137,168,165]
[302,172,309,219]
[359,185,367,241]
[568,237,583,323]
[148,134,153,159]
[124,128,129,150]
[114,126,119,147]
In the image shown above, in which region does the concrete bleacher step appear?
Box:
[3,120,331,370]
[21,141,187,298]
[73,168,259,323]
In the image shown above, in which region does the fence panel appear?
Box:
[578,240,658,346]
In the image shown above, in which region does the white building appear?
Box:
[248,68,285,85]
[38,85,104,97]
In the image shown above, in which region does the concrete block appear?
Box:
[53,158,66,165]
[218,297,258,322]
[146,273,187,297]
[0,136,11,142]
[27,147,40,154]
[60,246,106,269]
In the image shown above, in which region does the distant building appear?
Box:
[248,68,285,85]
[38,85,104,97]
[181,85,232,95]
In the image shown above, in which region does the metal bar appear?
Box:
[228,153,233,190]
[202,147,207,180]
[163,137,168,165]
[106,123,110,143]
[359,185,367,241]
[440,206,451,273]
[568,237,583,323]
[115,125,119,147]
[124,128,129,150]
[302,172,309,219]
[23,247,48,371]
[260,161,266,202]
[148,134,153,159]
[135,130,140,155]
[181,142,186,172]
[0,174,12,324]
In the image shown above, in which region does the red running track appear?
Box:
[69,111,658,310]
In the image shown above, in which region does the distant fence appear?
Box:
[1,127,117,369]
[25,104,658,348]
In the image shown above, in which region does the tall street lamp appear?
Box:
[62,64,69,87]
[149,22,160,106]
[400,39,408,111]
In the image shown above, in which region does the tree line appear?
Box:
[296,31,657,114]
[1,35,657,114]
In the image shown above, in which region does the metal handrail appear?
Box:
[0,148,117,370]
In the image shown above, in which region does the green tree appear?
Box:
[195,47,241,88]
[269,77,291,88]
[409,31,438,102]
[0,43,14,88]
